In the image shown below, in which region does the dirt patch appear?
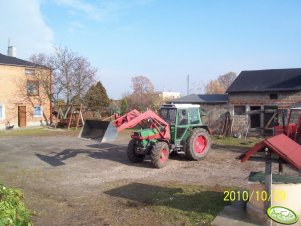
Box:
[0,132,299,225]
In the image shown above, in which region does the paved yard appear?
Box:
[0,131,298,225]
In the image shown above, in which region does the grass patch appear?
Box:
[0,127,78,137]
[212,136,263,148]
[105,182,230,225]
[151,184,229,225]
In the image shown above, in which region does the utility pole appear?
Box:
[187,74,189,95]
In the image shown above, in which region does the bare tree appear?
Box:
[29,53,53,100]
[47,46,96,104]
[204,80,224,94]
[126,76,155,111]
[217,72,237,91]
[72,56,97,103]
[204,72,237,94]
[48,46,75,104]
[132,76,154,94]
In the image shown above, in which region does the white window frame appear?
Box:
[33,106,43,117]
[25,68,35,75]
[0,104,5,119]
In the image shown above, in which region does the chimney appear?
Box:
[7,46,16,57]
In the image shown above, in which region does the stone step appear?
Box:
[212,206,260,226]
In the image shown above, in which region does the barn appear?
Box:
[227,68,301,136]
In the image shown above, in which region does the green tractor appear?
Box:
[80,104,211,168]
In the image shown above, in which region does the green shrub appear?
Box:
[0,183,32,226]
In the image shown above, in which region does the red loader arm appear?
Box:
[113,109,170,140]
[113,109,141,128]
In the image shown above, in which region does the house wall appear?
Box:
[0,65,51,129]
[228,91,301,135]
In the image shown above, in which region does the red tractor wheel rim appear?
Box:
[160,148,168,163]
[194,135,207,154]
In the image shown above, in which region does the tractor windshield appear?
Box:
[159,108,177,125]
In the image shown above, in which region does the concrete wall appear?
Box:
[247,182,301,226]
[0,65,51,129]
[229,91,301,107]
[200,103,230,134]
[200,103,249,135]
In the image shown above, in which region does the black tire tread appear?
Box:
[150,142,169,168]
[127,139,145,163]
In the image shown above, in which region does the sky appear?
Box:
[0,0,300,99]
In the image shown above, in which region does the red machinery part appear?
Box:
[113,109,141,128]
[193,135,208,154]
[239,134,301,171]
[113,109,170,140]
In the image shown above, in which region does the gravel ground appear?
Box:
[0,132,299,225]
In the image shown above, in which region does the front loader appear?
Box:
[80,104,211,168]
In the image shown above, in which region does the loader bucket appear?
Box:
[79,120,118,142]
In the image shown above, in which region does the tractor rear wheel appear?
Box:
[150,142,169,168]
[185,128,211,160]
[127,139,145,163]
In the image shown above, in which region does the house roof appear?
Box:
[0,53,42,67]
[238,134,301,171]
[170,94,228,104]
[227,68,301,93]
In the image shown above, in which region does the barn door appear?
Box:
[18,106,26,127]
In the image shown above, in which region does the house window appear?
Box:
[27,81,39,96]
[270,93,278,100]
[34,106,42,117]
[0,104,4,119]
[234,106,246,115]
[25,69,35,75]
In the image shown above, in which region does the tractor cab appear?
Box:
[159,104,208,144]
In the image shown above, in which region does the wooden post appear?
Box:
[265,148,272,226]
[260,106,265,135]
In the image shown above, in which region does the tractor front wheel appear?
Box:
[186,128,211,160]
[127,139,145,163]
[150,142,169,168]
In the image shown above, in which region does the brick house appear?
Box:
[170,94,229,133]
[0,53,52,129]
[227,68,301,136]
